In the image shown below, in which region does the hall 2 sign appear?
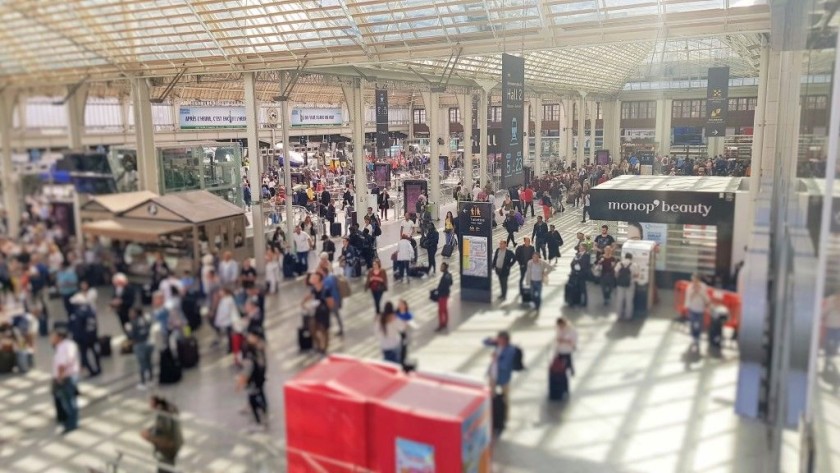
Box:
[590,189,736,225]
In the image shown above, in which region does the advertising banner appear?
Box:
[373,162,391,188]
[636,223,668,270]
[500,54,525,189]
[706,67,730,138]
[376,89,390,152]
[459,202,493,303]
[395,438,435,472]
[403,180,428,216]
[179,106,246,129]
[589,188,736,226]
[290,107,343,127]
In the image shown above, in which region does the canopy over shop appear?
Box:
[80,190,248,276]
[589,176,750,287]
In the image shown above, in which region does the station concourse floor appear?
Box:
[0,204,794,473]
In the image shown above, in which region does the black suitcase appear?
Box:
[521,287,533,303]
[159,348,182,384]
[97,335,112,357]
[0,350,15,374]
[283,253,297,278]
[407,266,429,278]
[565,276,581,306]
[492,393,507,434]
[178,337,200,369]
[549,356,569,401]
[441,242,455,258]
[330,222,342,237]
[298,315,313,351]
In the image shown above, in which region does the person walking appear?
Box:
[56,261,78,316]
[51,323,80,434]
[395,300,414,366]
[503,211,519,247]
[596,246,618,305]
[684,273,710,345]
[549,317,577,401]
[515,238,536,295]
[302,272,335,354]
[434,263,454,332]
[291,226,313,274]
[366,259,388,315]
[531,216,549,259]
[68,293,101,378]
[378,189,390,221]
[322,272,344,336]
[492,241,516,301]
[375,302,406,364]
[569,244,591,307]
[127,307,154,390]
[237,327,268,433]
[521,184,535,218]
[580,192,591,223]
[141,396,183,473]
[424,223,440,276]
[546,225,564,265]
[443,211,456,247]
[615,253,639,320]
[483,331,516,429]
[525,253,553,310]
[264,251,281,294]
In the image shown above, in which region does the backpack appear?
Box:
[514,212,524,226]
[616,263,632,287]
[512,346,525,371]
[372,222,382,237]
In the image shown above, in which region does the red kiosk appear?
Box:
[284,355,492,473]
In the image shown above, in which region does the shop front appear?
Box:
[589,176,749,287]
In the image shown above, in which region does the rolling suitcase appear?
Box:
[521,287,533,303]
[548,355,569,401]
[492,392,507,435]
[330,222,342,237]
[440,241,455,258]
[298,315,313,351]
[158,348,182,385]
[178,337,200,369]
[565,275,581,306]
[283,253,297,278]
[182,293,202,331]
[97,335,112,357]
[0,350,16,374]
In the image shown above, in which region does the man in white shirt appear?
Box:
[685,273,710,345]
[614,253,638,320]
[400,213,416,237]
[472,183,482,201]
[51,323,81,433]
[292,226,312,273]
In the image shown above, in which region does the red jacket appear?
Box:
[521,188,534,203]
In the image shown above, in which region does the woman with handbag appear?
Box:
[549,317,577,401]
[374,302,405,364]
[366,259,388,315]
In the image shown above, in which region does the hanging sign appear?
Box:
[290,108,343,126]
[705,67,729,138]
[501,54,525,190]
[375,89,390,152]
[179,106,246,129]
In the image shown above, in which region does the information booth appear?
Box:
[284,355,491,473]
[589,176,749,287]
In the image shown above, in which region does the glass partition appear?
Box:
[157,142,243,207]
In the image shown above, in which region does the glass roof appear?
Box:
[0,0,770,91]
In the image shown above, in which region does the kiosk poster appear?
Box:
[461,400,490,473]
[501,54,525,189]
[403,180,428,215]
[373,163,391,187]
[459,202,493,303]
[705,67,729,138]
[396,437,435,473]
[376,89,390,152]
[636,222,668,270]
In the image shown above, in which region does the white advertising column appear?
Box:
[477,82,495,188]
[0,91,20,238]
[243,72,265,273]
[426,91,441,220]
[350,80,368,226]
[131,78,157,192]
[280,73,295,237]
[463,92,474,191]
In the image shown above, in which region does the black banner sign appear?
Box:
[706,67,729,138]
[375,88,389,153]
[589,188,736,226]
[501,54,525,189]
[458,201,493,303]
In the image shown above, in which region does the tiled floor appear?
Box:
[0,205,792,472]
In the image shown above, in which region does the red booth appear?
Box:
[284,355,491,473]
[674,280,742,330]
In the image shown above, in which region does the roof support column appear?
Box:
[613,100,622,160]
[532,97,543,177]
[67,83,89,151]
[523,95,530,178]
[244,72,265,273]
[131,77,157,192]
[342,78,367,227]
[587,99,596,163]
[281,72,296,237]
[420,90,441,220]
[749,40,770,203]
[462,92,474,191]
[600,101,613,156]
[577,92,587,167]
[476,81,496,189]
[654,97,672,157]
[564,98,573,165]
[0,91,21,238]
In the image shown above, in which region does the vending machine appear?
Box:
[621,240,657,316]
